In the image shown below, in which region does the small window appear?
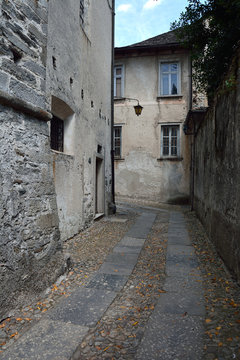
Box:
[160,63,180,96]
[114,66,124,97]
[51,116,64,152]
[161,125,180,157]
[114,126,122,158]
[80,0,84,25]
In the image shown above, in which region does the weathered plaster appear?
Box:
[114,51,191,204]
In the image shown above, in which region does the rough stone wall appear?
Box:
[193,48,240,282]
[0,0,64,318]
[0,0,48,108]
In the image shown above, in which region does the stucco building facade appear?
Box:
[0,0,114,317]
[114,31,193,205]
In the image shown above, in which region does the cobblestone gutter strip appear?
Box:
[0,210,137,354]
[71,211,169,360]
[185,211,240,360]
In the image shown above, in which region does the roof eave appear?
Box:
[115,43,186,55]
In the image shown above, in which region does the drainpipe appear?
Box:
[110,0,116,210]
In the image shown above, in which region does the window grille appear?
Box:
[114,126,122,158]
[51,116,64,152]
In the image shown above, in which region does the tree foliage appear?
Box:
[171,0,240,98]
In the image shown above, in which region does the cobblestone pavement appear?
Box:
[0,208,137,355]
[0,203,240,360]
[185,211,240,360]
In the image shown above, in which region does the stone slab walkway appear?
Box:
[136,211,205,359]
[1,211,157,360]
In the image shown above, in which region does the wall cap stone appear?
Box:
[0,90,52,121]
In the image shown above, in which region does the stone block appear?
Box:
[48,288,116,327]
[9,79,46,108]
[87,273,128,291]
[23,60,46,78]
[0,319,89,360]
[136,313,204,360]
[0,71,9,92]
[2,59,37,87]
[2,28,36,57]
[29,23,47,46]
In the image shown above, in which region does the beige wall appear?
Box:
[47,0,113,240]
[114,50,191,204]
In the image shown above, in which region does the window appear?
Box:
[161,125,180,157]
[160,63,180,96]
[80,0,84,25]
[114,66,124,97]
[114,126,122,158]
[51,116,64,152]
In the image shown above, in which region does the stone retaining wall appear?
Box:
[193,47,240,282]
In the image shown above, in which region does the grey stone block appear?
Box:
[168,234,191,246]
[98,262,134,275]
[155,292,205,316]
[126,212,156,239]
[20,3,41,24]
[136,313,204,360]
[9,79,45,108]
[167,244,194,256]
[163,275,204,293]
[118,236,145,247]
[48,288,116,327]
[0,319,89,360]
[113,244,142,254]
[86,273,128,291]
[2,28,36,57]
[166,262,201,278]
[2,59,37,86]
[29,24,47,45]
[105,252,139,265]
[0,71,9,92]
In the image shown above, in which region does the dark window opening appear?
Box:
[80,0,84,25]
[11,48,22,64]
[97,144,102,154]
[51,116,64,152]
[52,56,56,69]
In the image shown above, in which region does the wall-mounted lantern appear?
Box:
[125,98,143,116]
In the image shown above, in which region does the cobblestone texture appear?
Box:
[0,204,239,360]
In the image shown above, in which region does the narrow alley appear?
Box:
[0,203,239,360]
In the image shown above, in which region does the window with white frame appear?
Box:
[160,63,180,96]
[114,66,124,97]
[114,126,122,158]
[161,125,180,157]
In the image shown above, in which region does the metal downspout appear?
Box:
[111,0,116,208]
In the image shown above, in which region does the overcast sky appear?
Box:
[115,0,189,47]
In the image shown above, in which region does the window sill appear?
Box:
[157,95,183,100]
[114,157,125,161]
[157,157,183,162]
[51,149,74,158]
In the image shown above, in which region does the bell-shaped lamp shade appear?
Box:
[134,104,143,116]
